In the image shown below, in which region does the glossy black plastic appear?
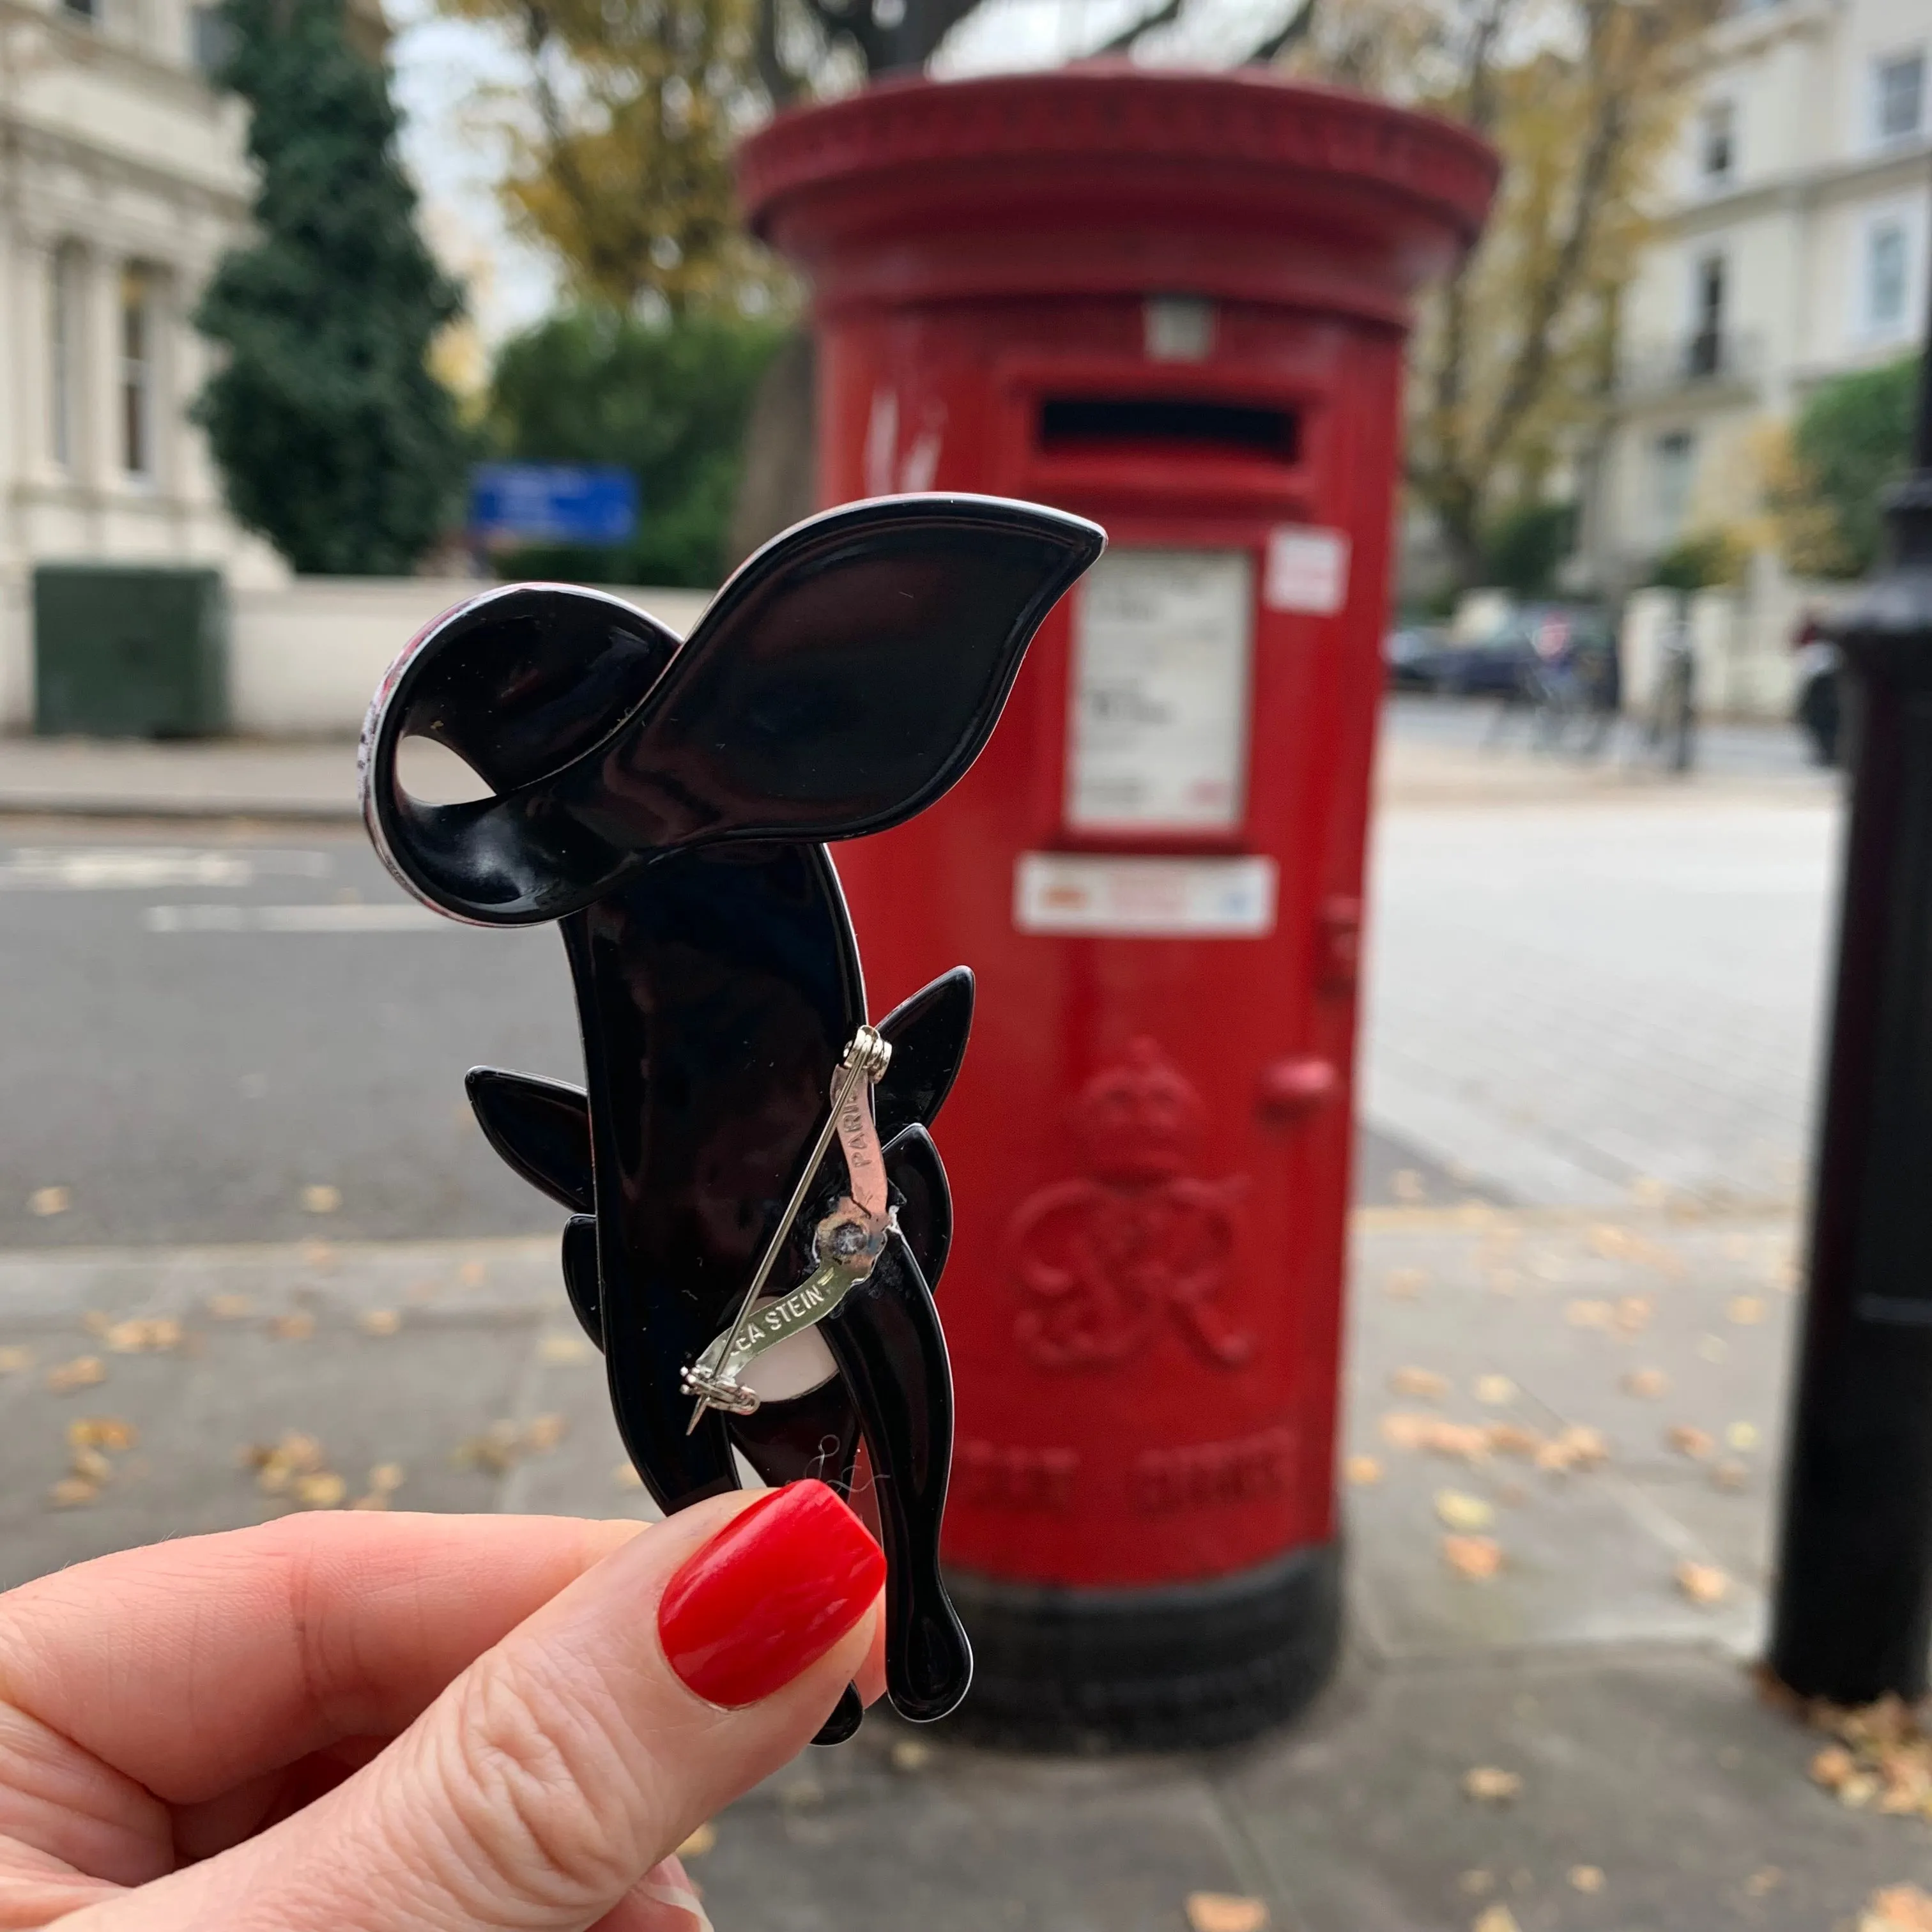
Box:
[360,494,1105,1735]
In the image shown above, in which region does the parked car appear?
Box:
[1394,602,1618,702]
[1791,611,1841,766]
[1384,625,1452,691]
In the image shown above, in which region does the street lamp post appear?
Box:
[1770,253,1932,1704]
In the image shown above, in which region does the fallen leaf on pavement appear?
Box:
[47,1476,98,1508]
[294,1472,347,1508]
[1811,1745,1857,1790]
[455,1416,567,1473]
[1726,1422,1759,1450]
[1474,1375,1515,1406]
[458,1260,487,1288]
[29,1186,71,1217]
[301,1241,337,1269]
[0,1347,34,1374]
[69,1446,112,1484]
[68,1417,136,1451]
[45,1356,105,1394]
[1866,1883,1932,1932]
[1675,1560,1730,1606]
[105,1319,181,1354]
[1568,1866,1604,1894]
[613,1461,644,1488]
[1535,1425,1608,1472]
[1383,1413,1493,1460]
[1728,1296,1765,1326]
[302,1185,342,1215]
[206,1294,253,1319]
[1345,1454,1383,1485]
[1485,1423,1542,1459]
[1390,1367,1450,1399]
[1443,1535,1503,1580]
[1462,1766,1521,1802]
[1184,1892,1268,1932]
[1615,1296,1653,1333]
[1384,1268,1427,1298]
[357,1309,402,1337]
[1567,1299,1614,1329]
[1459,1870,1494,1896]
[539,1332,593,1364]
[1712,1460,1749,1491]
[1667,1425,1715,1460]
[272,1312,317,1342]
[1744,1867,1782,1897]
[889,1739,932,1773]
[245,1432,326,1494]
[677,1822,717,1859]
[1436,1490,1494,1531]
[1471,1907,1520,1932]
[1621,1367,1667,1397]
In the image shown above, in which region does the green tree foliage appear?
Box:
[1480,499,1576,594]
[486,307,786,588]
[194,0,468,574]
[1768,357,1919,579]
[1648,526,1742,590]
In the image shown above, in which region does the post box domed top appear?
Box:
[739,67,1498,327]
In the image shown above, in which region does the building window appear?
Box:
[49,244,82,471]
[1866,218,1912,335]
[1688,252,1727,376]
[121,265,156,481]
[189,3,233,75]
[1699,102,1735,183]
[1651,431,1697,541]
[1874,51,1926,143]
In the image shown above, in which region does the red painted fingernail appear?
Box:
[658,1481,884,1709]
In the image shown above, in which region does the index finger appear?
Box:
[0,1512,641,1804]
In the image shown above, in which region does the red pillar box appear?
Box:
[740,70,1494,1749]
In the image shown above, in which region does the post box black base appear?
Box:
[941,1542,1342,1751]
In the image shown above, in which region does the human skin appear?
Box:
[0,1487,885,1931]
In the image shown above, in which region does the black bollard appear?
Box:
[1769,264,1932,1705]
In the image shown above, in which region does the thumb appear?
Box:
[91,1482,884,1932]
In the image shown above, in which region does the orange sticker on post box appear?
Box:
[1264,525,1351,615]
[1015,854,1276,937]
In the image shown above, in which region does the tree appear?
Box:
[1290,0,1721,591]
[194,0,468,575]
[486,307,786,586]
[1765,357,1919,579]
[447,0,786,313]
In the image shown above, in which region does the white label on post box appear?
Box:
[1015,854,1277,937]
[1066,548,1254,832]
[1264,525,1351,615]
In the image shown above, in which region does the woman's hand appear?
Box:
[0,1480,885,1931]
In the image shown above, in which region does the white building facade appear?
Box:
[0,0,288,588]
[1591,0,1932,584]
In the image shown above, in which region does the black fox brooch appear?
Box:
[360,493,1105,1740]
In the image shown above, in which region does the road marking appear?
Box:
[145,903,454,933]
[0,848,330,891]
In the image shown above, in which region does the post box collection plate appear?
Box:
[359,492,1105,1742]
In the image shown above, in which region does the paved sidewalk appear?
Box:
[0,735,362,820]
[3,1209,1922,1931]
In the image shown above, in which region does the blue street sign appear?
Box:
[468,463,638,546]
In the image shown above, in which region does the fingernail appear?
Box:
[658,1481,884,1709]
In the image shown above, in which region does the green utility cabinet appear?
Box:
[34,565,229,737]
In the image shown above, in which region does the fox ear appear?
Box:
[365,496,1104,926]
[601,495,1104,852]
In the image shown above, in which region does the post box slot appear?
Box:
[1038,397,1300,465]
